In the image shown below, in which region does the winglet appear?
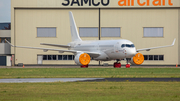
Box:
[172,38,176,46]
[5,39,15,47]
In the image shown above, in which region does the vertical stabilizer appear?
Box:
[69,11,82,42]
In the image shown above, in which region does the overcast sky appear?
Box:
[0,0,11,23]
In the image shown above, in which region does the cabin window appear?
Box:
[143,27,163,37]
[101,27,121,37]
[37,27,56,37]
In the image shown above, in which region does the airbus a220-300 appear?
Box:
[6,11,175,68]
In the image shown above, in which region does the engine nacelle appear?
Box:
[74,52,91,65]
[129,53,144,65]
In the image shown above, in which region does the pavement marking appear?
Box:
[0,78,105,83]
[1,78,180,83]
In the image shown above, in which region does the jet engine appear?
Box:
[74,52,91,65]
[129,53,144,65]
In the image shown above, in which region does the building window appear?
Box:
[68,55,73,60]
[154,55,158,60]
[43,55,74,61]
[0,23,11,30]
[79,27,98,37]
[149,55,153,60]
[43,55,48,60]
[63,55,68,60]
[144,55,164,61]
[58,55,62,60]
[52,55,57,60]
[143,27,163,37]
[101,27,121,37]
[37,27,56,37]
[0,38,11,43]
[47,55,57,60]
[159,55,164,60]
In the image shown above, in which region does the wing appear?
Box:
[136,39,176,52]
[40,43,70,48]
[5,39,100,58]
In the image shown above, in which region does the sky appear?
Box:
[0,0,11,23]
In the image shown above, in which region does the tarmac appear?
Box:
[0,65,179,68]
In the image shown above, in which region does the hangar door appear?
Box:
[0,56,6,66]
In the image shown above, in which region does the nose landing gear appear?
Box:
[126,58,131,68]
[114,59,121,68]
[81,65,88,68]
[126,64,130,68]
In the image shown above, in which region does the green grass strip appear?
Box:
[0,82,180,101]
[0,68,180,78]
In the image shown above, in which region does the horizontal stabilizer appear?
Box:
[40,43,70,48]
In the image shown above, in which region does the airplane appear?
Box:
[6,11,176,68]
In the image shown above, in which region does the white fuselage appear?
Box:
[68,39,137,61]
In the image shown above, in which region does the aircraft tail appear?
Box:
[69,11,82,42]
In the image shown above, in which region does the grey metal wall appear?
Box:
[0,30,11,37]
[0,43,11,54]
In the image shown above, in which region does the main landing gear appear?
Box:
[114,59,131,68]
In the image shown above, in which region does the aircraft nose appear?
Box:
[126,48,136,58]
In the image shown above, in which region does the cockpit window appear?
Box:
[131,44,135,47]
[121,44,125,48]
[121,44,135,48]
[126,44,131,47]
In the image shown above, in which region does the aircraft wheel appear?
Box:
[114,62,121,68]
[126,64,130,68]
[81,65,88,68]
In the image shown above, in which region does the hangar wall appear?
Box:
[14,9,100,65]
[100,9,178,65]
[11,0,180,65]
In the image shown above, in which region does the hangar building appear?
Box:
[11,0,180,66]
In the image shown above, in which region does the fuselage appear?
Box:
[68,39,137,61]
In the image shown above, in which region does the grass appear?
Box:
[0,68,180,78]
[0,82,180,101]
[1,68,180,101]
